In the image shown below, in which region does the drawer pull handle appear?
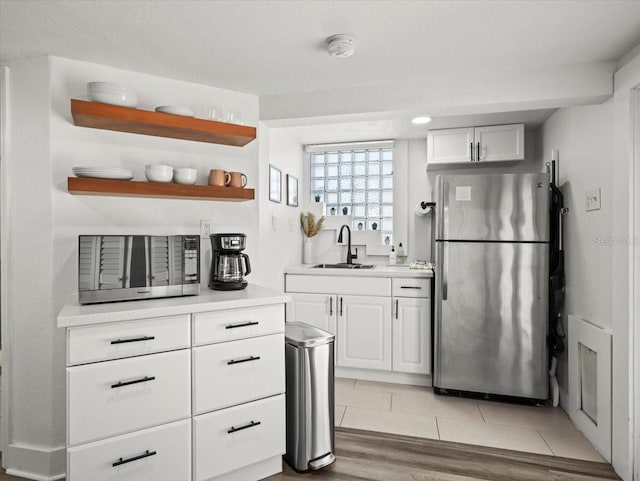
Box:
[111,376,156,389]
[227,420,261,434]
[225,321,259,329]
[110,335,155,345]
[227,355,261,366]
[112,449,157,467]
[400,286,422,289]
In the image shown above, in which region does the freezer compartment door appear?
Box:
[435,173,550,242]
[434,241,549,399]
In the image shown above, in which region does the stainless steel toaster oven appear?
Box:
[78,235,200,304]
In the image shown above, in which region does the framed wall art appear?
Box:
[269,165,281,203]
[287,174,298,207]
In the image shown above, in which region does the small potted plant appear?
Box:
[300,212,325,264]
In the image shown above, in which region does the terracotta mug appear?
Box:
[209,169,230,187]
[229,171,247,188]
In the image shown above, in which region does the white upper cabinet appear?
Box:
[427,123,524,166]
[426,127,474,165]
[474,124,525,162]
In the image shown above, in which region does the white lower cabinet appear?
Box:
[67,419,191,481]
[393,297,431,374]
[285,274,432,377]
[67,348,191,446]
[63,300,286,481]
[336,295,392,370]
[193,394,285,481]
[193,333,285,414]
[285,293,336,333]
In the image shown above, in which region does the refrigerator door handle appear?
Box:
[470,142,474,162]
[443,181,449,241]
[442,242,448,301]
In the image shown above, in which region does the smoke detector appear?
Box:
[326,34,356,58]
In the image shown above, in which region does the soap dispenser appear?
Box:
[389,245,397,265]
[397,242,405,263]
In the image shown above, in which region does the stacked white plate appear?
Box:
[87,82,138,108]
[72,167,134,180]
[155,106,194,117]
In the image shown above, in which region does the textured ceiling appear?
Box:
[2,0,640,97]
[1,0,640,139]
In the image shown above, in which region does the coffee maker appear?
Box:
[209,233,251,290]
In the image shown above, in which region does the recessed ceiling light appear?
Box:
[326,34,356,58]
[412,116,432,125]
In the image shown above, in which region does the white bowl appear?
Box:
[87,82,138,108]
[173,168,198,185]
[145,164,173,183]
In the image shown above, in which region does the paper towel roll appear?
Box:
[414,201,433,216]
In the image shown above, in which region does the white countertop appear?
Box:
[57,284,290,328]
[284,263,433,278]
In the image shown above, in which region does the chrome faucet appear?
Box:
[337,224,357,264]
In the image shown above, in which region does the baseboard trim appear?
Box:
[336,367,431,386]
[5,442,66,480]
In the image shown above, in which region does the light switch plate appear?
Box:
[585,188,601,212]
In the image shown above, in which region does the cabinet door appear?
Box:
[427,128,474,165]
[193,395,285,481]
[192,334,285,414]
[393,298,431,374]
[67,419,191,481]
[475,124,524,162]
[286,293,337,334]
[336,295,391,370]
[67,349,191,446]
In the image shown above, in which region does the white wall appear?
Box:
[610,49,640,481]
[3,55,261,479]
[254,125,305,289]
[535,47,640,480]
[537,103,614,412]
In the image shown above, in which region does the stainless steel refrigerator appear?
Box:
[433,173,549,401]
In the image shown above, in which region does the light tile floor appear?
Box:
[335,377,606,463]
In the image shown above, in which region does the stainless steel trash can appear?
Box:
[284,321,336,472]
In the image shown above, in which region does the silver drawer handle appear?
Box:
[227,420,261,434]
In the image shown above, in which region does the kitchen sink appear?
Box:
[312,263,375,269]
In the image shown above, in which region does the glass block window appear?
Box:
[310,146,393,243]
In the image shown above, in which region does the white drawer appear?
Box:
[392,278,431,298]
[193,394,285,481]
[67,419,191,481]
[193,333,284,414]
[67,314,191,366]
[286,274,391,296]
[67,349,191,446]
[192,304,283,346]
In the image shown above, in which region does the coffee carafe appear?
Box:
[209,233,251,290]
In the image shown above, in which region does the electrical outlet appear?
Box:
[200,219,213,238]
[585,188,601,212]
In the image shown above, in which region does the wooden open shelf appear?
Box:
[68,177,255,201]
[71,99,256,147]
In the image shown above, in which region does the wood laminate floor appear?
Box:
[268,427,621,481]
[0,429,619,481]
